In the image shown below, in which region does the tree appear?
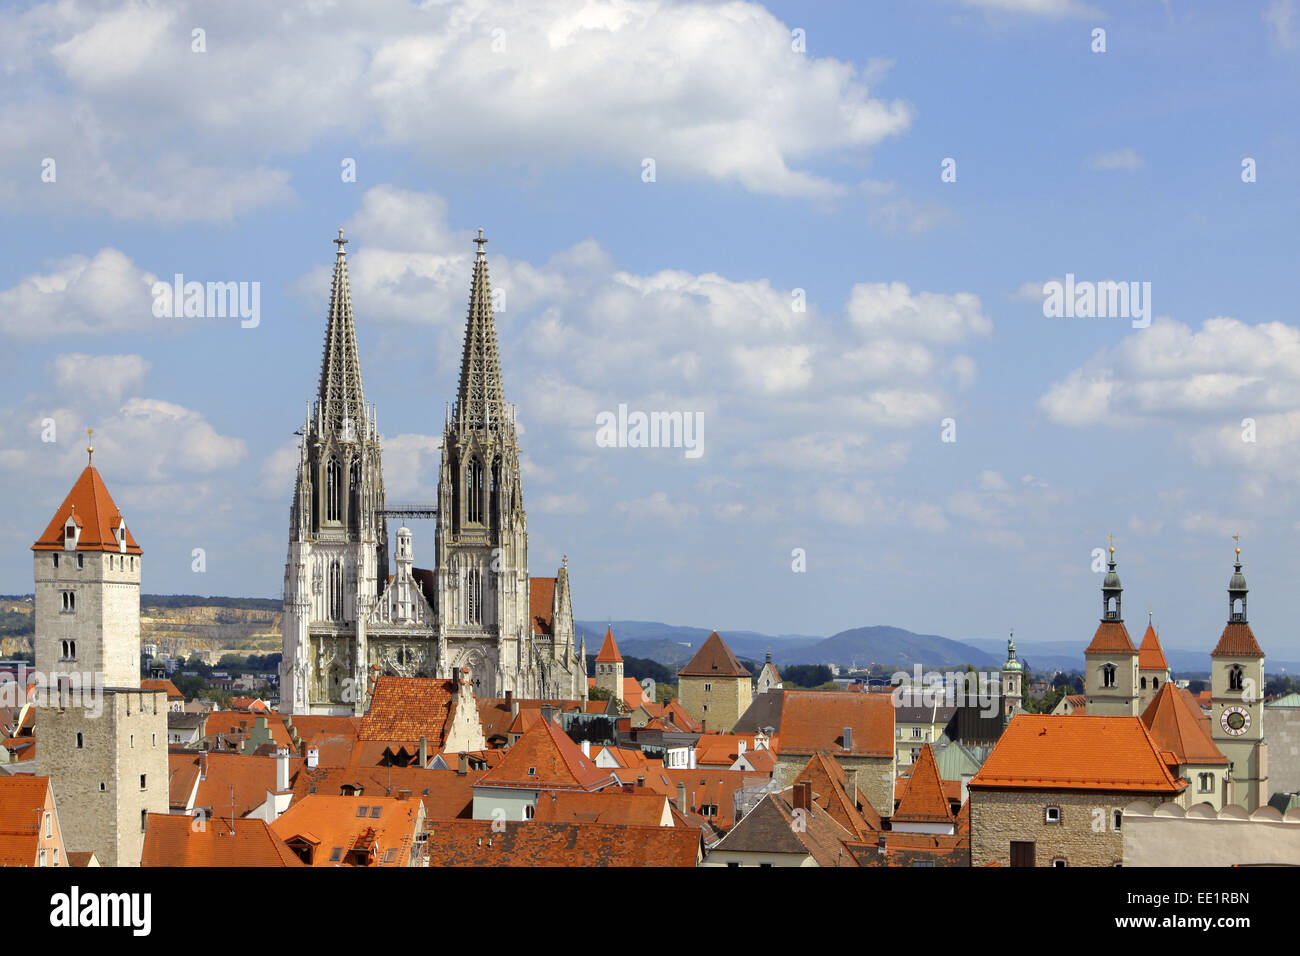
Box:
[588,685,613,702]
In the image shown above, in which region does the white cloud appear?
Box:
[614,491,698,526]
[958,0,1099,16]
[1265,0,1297,51]
[1087,147,1144,171]
[379,433,442,499]
[0,249,158,338]
[847,282,992,344]
[51,353,151,405]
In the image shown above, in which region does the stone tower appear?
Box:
[1137,613,1170,713]
[282,229,389,715]
[1210,547,1268,811]
[1083,545,1140,717]
[677,631,752,732]
[31,443,166,866]
[434,230,531,698]
[594,627,624,703]
[1001,635,1023,718]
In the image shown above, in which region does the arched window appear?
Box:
[466,566,482,624]
[1152,677,1159,689]
[328,560,344,621]
[1102,663,1117,689]
[1229,665,1244,692]
[1140,677,1147,690]
[490,459,501,528]
[467,457,483,523]
[349,458,361,525]
[326,456,342,522]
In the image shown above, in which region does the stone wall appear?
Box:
[680,674,751,733]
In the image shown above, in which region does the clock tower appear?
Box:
[1209,546,1268,811]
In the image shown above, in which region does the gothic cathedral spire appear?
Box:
[317,229,368,438]
[455,229,510,433]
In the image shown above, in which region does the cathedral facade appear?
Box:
[280,230,587,715]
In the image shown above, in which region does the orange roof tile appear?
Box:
[530,577,555,635]
[776,691,894,757]
[422,819,700,867]
[292,766,479,820]
[270,794,424,867]
[0,776,51,866]
[1137,623,1169,671]
[614,769,769,831]
[359,675,461,747]
[31,465,141,554]
[1085,620,1136,655]
[172,751,301,819]
[678,632,750,678]
[794,753,880,836]
[142,678,184,701]
[142,813,304,867]
[595,628,623,663]
[1211,621,1264,658]
[893,743,954,825]
[477,717,613,792]
[531,789,672,827]
[1141,684,1228,766]
[621,677,645,709]
[970,715,1186,793]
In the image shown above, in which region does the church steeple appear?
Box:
[1228,544,1248,623]
[317,228,368,440]
[454,229,510,434]
[1101,542,1122,621]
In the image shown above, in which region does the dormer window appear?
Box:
[115,519,127,553]
[63,519,79,551]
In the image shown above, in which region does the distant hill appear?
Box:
[578,620,997,671]
[777,625,999,671]
[965,637,1300,677]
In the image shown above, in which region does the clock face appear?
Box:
[1221,705,1251,737]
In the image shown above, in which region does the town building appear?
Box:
[676,631,752,732]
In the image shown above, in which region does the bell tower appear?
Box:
[1083,542,1140,716]
[1210,543,1267,810]
[282,229,388,715]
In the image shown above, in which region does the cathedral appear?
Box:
[280,229,587,715]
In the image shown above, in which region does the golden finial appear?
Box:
[1233,533,1240,558]
[86,428,94,463]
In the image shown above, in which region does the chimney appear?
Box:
[511,698,520,719]
[396,789,411,802]
[505,690,513,706]
[275,749,290,792]
[419,735,428,768]
[793,780,811,812]
[688,747,697,770]
[541,705,554,724]
[199,753,208,781]
[457,752,468,777]
[844,768,859,804]
[580,740,590,758]
[843,727,853,752]
[676,782,687,813]
[636,774,645,788]
[306,747,319,769]
[737,739,747,756]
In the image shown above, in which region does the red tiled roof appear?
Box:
[422,819,700,867]
[32,465,142,554]
[614,769,770,831]
[477,717,613,792]
[531,789,673,827]
[678,632,751,678]
[893,743,954,825]
[530,577,555,636]
[1141,684,1228,766]
[142,678,184,701]
[1137,624,1169,671]
[171,751,300,818]
[621,677,645,709]
[1085,620,1136,655]
[0,775,51,866]
[776,691,894,757]
[359,676,459,746]
[142,813,304,867]
[970,715,1186,793]
[595,628,622,663]
[1212,621,1264,658]
[292,766,479,820]
[270,794,423,867]
[794,753,880,836]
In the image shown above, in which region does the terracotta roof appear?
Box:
[621,677,645,709]
[970,715,1186,793]
[793,753,880,836]
[270,794,424,867]
[1141,684,1228,766]
[693,734,765,767]
[477,717,613,792]
[595,628,623,663]
[776,691,894,757]
[531,789,673,827]
[476,697,581,746]
[142,813,304,867]
[1063,694,1087,713]
[359,675,460,746]
[530,577,555,636]
[171,751,301,818]
[893,743,954,825]
[737,747,777,773]
[66,851,96,867]
[678,632,751,678]
[1212,621,1264,658]
[615,769,771,831]
[0,775,50,866]
[31,465,141,554]
[142,678,184,701]
[292,766,478,820]
[1085,619,1136,655]
[422,819,700,867]
[1137,624,1169,671]
[712,789,859,867]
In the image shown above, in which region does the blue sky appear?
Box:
[1,0,1298,659]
